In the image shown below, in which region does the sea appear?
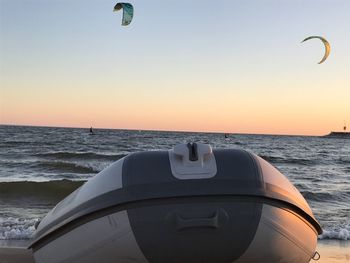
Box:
[0,125,349,242]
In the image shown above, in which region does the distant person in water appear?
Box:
[90,127,93,134]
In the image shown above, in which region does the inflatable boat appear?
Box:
[29,143,322,263]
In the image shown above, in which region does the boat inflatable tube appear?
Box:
[29,143,322,263]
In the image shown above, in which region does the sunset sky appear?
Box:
[1,0,349,135]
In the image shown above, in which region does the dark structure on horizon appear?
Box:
[324,123,350,138]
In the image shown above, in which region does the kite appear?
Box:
[113,3,134,26]
[301,36,331,64]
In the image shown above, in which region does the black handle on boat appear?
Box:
[175,209,228,230]
[187,142,198,161]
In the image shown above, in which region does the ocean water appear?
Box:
[0,125,349,241]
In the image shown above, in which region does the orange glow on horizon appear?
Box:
[2,76,349,136]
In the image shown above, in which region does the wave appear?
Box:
[319,225,350,240]
[259,155,285,163]
[1,216,349,241]
[0,180,85,202]
[0,217,37,240]
[1,140,36,145]
[336,157,350,165]
[1,159,112,176]
[33,161,99,174]
[301,191,334,202]
[34,152,126,161]
[301,190,350,202]
[259,155,318,166]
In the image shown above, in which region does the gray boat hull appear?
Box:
[30,144,321,263]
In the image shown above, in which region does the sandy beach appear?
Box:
[0,240,348,263]
[316,240,350,263]
[0,247,34,263]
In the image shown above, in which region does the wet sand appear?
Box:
[0,240,349,263]
[317,240,350,263]
[0,247,34,263]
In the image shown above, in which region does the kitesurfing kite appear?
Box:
[113,3,134,26]
[301,36,331,64]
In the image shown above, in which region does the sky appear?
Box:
[1,0,349,135]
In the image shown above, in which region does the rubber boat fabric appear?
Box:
[30,143,322,263]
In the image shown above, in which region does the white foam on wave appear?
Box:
[1,217,350,242]
[319,225,350,240]
[85,160,111,174]
[0,217,37,240]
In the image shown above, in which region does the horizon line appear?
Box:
[0,123,324,137]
